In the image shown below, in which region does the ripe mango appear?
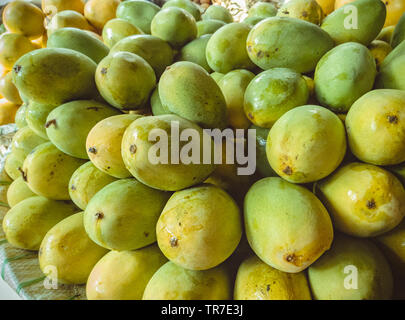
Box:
[0,72,22,104]
[177,34,212,72]
[162,0,201,21]
[6,176,35,207]
[315,0,335,15]
[42,0,84,15]
[102,18,143,48]
[0,33,38,70]
[11,126,48,163]
[4,151,23,180]
[116,0,160,34]
[277,0,324,25]
[0,100,19,126]
[202,5,233,23]
[46,10,95,36]
[196,19,225,37]
[368,40,392,69]
[84,0,121,31]
[26,101,57,139]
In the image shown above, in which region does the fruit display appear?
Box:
[0,0,404,302]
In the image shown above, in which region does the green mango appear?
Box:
[45,100,120,159]
[202,5,233,23]
[22,142,87,200]
[116,0,160,34]
[150,87,171,116]
[377,25,395,43]
[308,233,393,300]
[6,176,36,207]
[12,48,98,106]
[210,71,224,83]
[247,2,277,18]
[84,179,171,251]
[11,127,48,163]
[244,177,334,273]
[4,151,23,181]
[196,19,225,37]
[376,39,405,90]
[244,68,309,128]
[242,16,265,26]
[159,61,227,129]
[250,124,276,177]
[102,18,143,48]
[162,0,201,21]
[39,212,108,284]
[2,196,78,250]
[321,0,386,46]
[0,72,22,104]
[177,34,212,72]
[14,103,27,129]
[391,13,405,48]
[47,27,109,64]
[247,17,334,73]
[25,101,57,139]
[314,42,376,112]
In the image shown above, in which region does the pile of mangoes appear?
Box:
[0,0,405,300]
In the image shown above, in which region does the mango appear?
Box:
[11,126,48,163]
[244,68,309,128]
[96,51,156,110]
[244,177,334,273]
[377,25,395,43]
[177,34,212,72]
[210,71,225,83]
[4,151,23,180]
[376,40,405,90]
[84,0,121,31]
[159,61,227,129]
[6,176,36,207]
[0,33,38,70]
[14,103,27,129]
[315,0,335,15]
[368,40,392,69]
[162,0,201,21]
[69,162,118,210]
[116,0,160,34]
[150,87,171,116]
[0,72,22,104]
[234,255,311,300]
[250,124,276,177]
[42,0,84,15]
[247,2,277,18]
[84,179,170,251]
[46,10,95,36]
[391,12,405,48]
[26,101,57,139]
[22,142,86,200]
[243,16,265,26]
[0,100,19,125]
[86,245,167,300]
[317,162,405,237]
[196,19,225,37]
[39,212,108,284]
[202,5,233,23]
[13,48,98,106]
[308,233,393,300]
[277,0,324,25]
[2,196,78,250]
[247,17,334,73]
[102,18,143,48]
[314,42,376,112]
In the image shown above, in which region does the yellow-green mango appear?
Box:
[116,0,160,34]
[102,18,143,48]
[376,40,405,90]
[84,179,171,251]
[0,72,22,104]
[244,177,334,273]
[196,19,225,37]
[202,5,233,23]
[377,25,395,43]
[39,212,108,284]
[210,71,224,83]
[247,2,277,18]
[368,40,392,69]
[14,103,27,129]
[317,162,405,237]
[11,127,48,163]
[42,0,84,15]
[162,0,201,21]
[22,142,87,200]
[177,34,212,72]
[321,0,386,45]
[391,13,405,48]
[6,176,35,207]
[243,16,265,26]
[247,17,334,73]
[2,196,78,250]
[234,255,312,300]
[277,0,324,25]
[12,48,98,106]
[308,233,393,300]
[150,87,171,116]
[4,151,23,181]
[159,61,227,129]
[0,32,38,70]
[314,42,376,112]
[250,124,276,177]
[46,10,95,36]
[25,101,57,139]
[86,245,167,300]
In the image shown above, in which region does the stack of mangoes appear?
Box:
[0,0,405,300]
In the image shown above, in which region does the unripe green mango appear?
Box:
[177,34,212,72]
[250,124,276,177]
[25,101,57,139]
[6,176,36,207]
[247,17,334,73]
[150,87,171,116]
[314,42,376,112]
[39,212,108,284]
[162,0,201,21]
[14,103,27,129]
[2,196,78,250]
[321,0,386,46]
[4,151,23,181]
[196,19,225,37]
[47,27,109,64]
[12,48,98,106]
[243,16,265,26]
[210,71,224,83]
[376,40,405,90]
[102,18,143,48]
[247,2,277,18]
[391,13,405,48]
[159,61,227,129]
[11,127,48,163]
[377,25,395,43]
[202,5,233,23]
[116,0,160,34]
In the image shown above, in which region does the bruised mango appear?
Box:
[11,126,48,163]
[177,34,212,72]
[26,101,57,139]
[102,18,143,48]
[6,176,36,207]
[196,19,225,37]
[116,0,160,34]
[0,33,38,70]
[277,0,324,25]
[202,5,233,23]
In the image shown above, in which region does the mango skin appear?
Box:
[250,125,276,177]
[150,87,171,116]
[15,103,27,129]
[84,0,121,32]
[368,40,392,69]
[143,261,232,300]
[68,162,118,210]
[377,25,395,43]
[4,151,23,181]
[391,12,405,48]
[267,105,346,183]
[247,17,334,73]
[39,212,108,284]
[2,196,78,250]
[47,28,109,64]
[84,179,171,251]
[86,114,142,178]
[121,115,216,191]
[244,177,334,273]
[316,0,335,15]
[247,2,277,18]
[102,18,144,48]
[157,184,242,271]
[116,0,160,34]
[277,0,324,25]
[25,102,56,139]
[317,162,405,237]
[321,0,386,46]
[0,101,19,126]
[0,33,38,70]
[376,40,405,90]
[202,5,233,23]
[162,0,201,21]
[234,255,311,300]
[86,246,167,300]
[177,34,212,72]
[314,42,377,113]
[96,51,156,110]
[159,61,227,129]
[42,0,84,15]
[13,48,98,106]
[11,126,48,163]
[0,72,22,104]
[243,16,265,26]
[346,89,405,165]
[244,68,309,128]
[308,233,393,300]
[6,176,36,207]
[46,10,95,37]
[22,142,87,200]
[196,19,225,37]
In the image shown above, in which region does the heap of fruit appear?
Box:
[0,0,405,300]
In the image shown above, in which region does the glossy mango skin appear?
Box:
[68,162,118,210]
[277,0,324,25]
[368,40,392,69]
[308,233,393,300]
[247,2,277,19]
[11,126,48,163]
[22,142,87,200]
[314,42,377,113]
[87,246,167,300]
[4,151,23,180]
[234,255,311,300]
[0,33,38,70]
[102,18,143,48]
[321,0,386,46]
[196,19,225,37]
[346,90,405,165]
[244,68,309,128]
[84,0,121,31]
[0,72,22,104]
[12,48,98,106]
[46,10,95,37]
[2,196,78,250]
[150,87,171,116]
[317,162,405,237]
[116,0,160,34]
[42,0,85,15]
[26,101,57,139]
[6,176,36,207]
[244,177,334,273]
[86,114,142,178]
[14,103,27,129]
[177,34,212,72]
[376,40,405,90]
[202,5,233,23]
[391,12,405,48]
[162,0,201,21]
[247,17,334,73]
[84,179,171,251]
[143,262,232,300]
[39,212,108,284]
